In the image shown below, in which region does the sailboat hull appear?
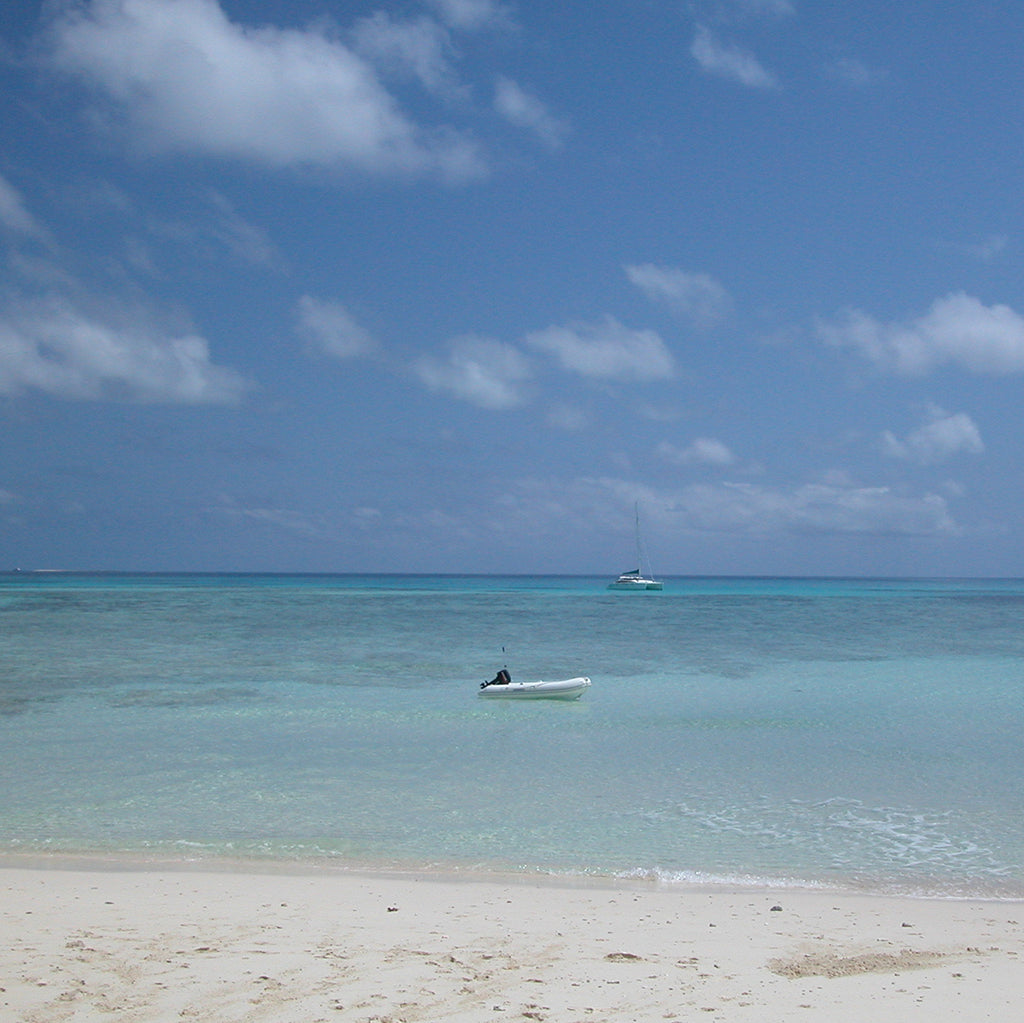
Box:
[608,576,663,590]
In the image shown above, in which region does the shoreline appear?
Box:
[3,849,1022,902]
[4,858,1023,1022]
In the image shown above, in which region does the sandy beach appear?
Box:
[3,862,1022,1022]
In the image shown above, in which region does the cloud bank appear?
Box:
[509,475,959,542]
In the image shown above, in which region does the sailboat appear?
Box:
[608,502,663,590]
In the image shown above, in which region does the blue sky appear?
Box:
[2,0,1023,575]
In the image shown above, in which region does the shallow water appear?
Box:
[2,573,1023,896]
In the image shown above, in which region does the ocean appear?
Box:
[1,573,1022,898]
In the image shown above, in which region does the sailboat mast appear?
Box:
[634,501,641,572]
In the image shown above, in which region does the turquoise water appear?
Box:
[1,573,1023,897]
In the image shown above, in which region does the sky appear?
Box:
[2,0,1024,575]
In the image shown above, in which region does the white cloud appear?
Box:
[657,438,736,467]
[156,190,276,266]
[824,57,887,88]
[525,316,675,382]
[425,0,513,31]
[0,294,250,404]
[882,408,984,465]
[509,474,958,541]
[743,0,794,14]
[210,498,336,541]
[351,12,462,97]
[691,26,778,88]
[693,0,794,21]
[820,292,1024,375]
[203,192,277,265]
[625,264,731,327]
[296,296,377,360]
[0,174,43,238]
[43,0,484,182]
[494,77,569,149]
[632,477,953,537]
[681,480,958,536]
[965,234,1008,261]
[547,405,589,431]
[414,334,531,409]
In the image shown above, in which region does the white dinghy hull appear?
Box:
[478,676,591,701]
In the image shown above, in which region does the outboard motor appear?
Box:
[481,668,512,688]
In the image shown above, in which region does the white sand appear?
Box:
[3,861,1022,1022]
